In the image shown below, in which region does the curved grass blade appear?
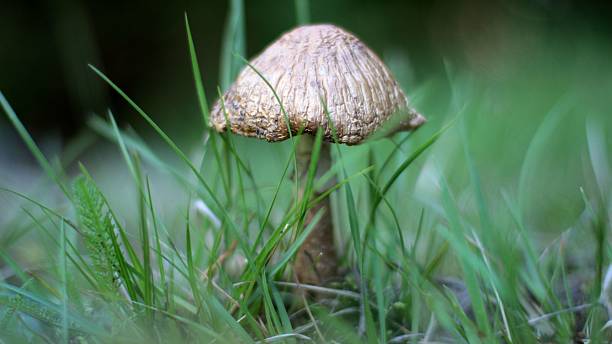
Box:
[517,98,572,212]
[88,65,252,261]
[439,174,492,339]
[270,208,323,277]
[184,14,210,124]
[361,119,454,259]
[0,91,70,198]
[59,219,68,344]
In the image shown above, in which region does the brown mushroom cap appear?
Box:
[210,24,425,145]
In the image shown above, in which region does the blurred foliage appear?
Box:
[1,1,612,341]
[1,0,610,135]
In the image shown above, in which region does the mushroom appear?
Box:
[210,24,425,285]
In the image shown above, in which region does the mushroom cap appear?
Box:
[210,24,424,145]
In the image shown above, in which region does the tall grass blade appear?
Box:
[184,203,205,316]
[145,178,168,309]
[0,282,105,336]
[59,219,69,344]
[134,155,154,314]
[294,0,310,25]
[269,282,292,333]
[88,65,252,259]
[362,120,453,269]
[518,99,572,211]
[374,256,386,344]
[296,129,324,232]
[439,175,492,338]
[260,272,283,335]
[270,208,323,276]
[235,55,300,201]
[220,0,246,90]
[184,14,210,124]
[0,91,69,197]
[321,101,377,342]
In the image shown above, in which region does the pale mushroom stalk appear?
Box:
[209,24,426,287]
[293,136,337,285]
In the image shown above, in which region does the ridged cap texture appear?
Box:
[210,24,424,145]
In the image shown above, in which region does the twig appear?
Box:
[275,281,361,300]
[293,307,359,334]
[255,333,312,343]
[388,333,424,343]
[527,303,593,325]
[210,280,241,310]
[423,314,437,342]
[302,292,325,342]
[200,239,237,280]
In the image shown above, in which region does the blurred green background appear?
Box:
[1,0,612,238]
[2,0,610,135]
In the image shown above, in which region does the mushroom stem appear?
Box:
[294,135,338,285]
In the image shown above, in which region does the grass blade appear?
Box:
[88,64,252,260]
[270,208,323,276]
[439,175,492,339]
[294,0,310,25]
[184,14,210,124]
[219,0,246,90]
[59,219,69,344]
[0,91,69,197]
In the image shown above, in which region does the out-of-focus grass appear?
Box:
[1,1,612,343]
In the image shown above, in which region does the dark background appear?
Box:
[2,0,611,139]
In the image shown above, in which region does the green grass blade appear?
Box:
[185,202,205,316]
[294,0,310,25]
[269,282,293,333]
[216,88,250,233]
[235,55,300,202]
[296,129,324,232]
[320,96,377,342]
[253,148,293,251]
[380,119,454,205]
[374,135,412,184]
[362,120,453,259]
[517,99,572,211]
[0,282,106,336]
[260,272,283,335]
[88,65,252,260]
[374,256,386,344]
[134,155,154,314]
[145,178,168,309]
[107,110,139,181]
[0,249,30,285]
[207,296,254,343]
[59,219,69,344]
[501,192,549,299]
[184,13,210,124]
[89,116,183,178]
[0,91,70,197]
[439,176,492,338]
[19,207,98,290]
[107,111,155,309]
[270,208,323,276]
[219,0,246,90]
